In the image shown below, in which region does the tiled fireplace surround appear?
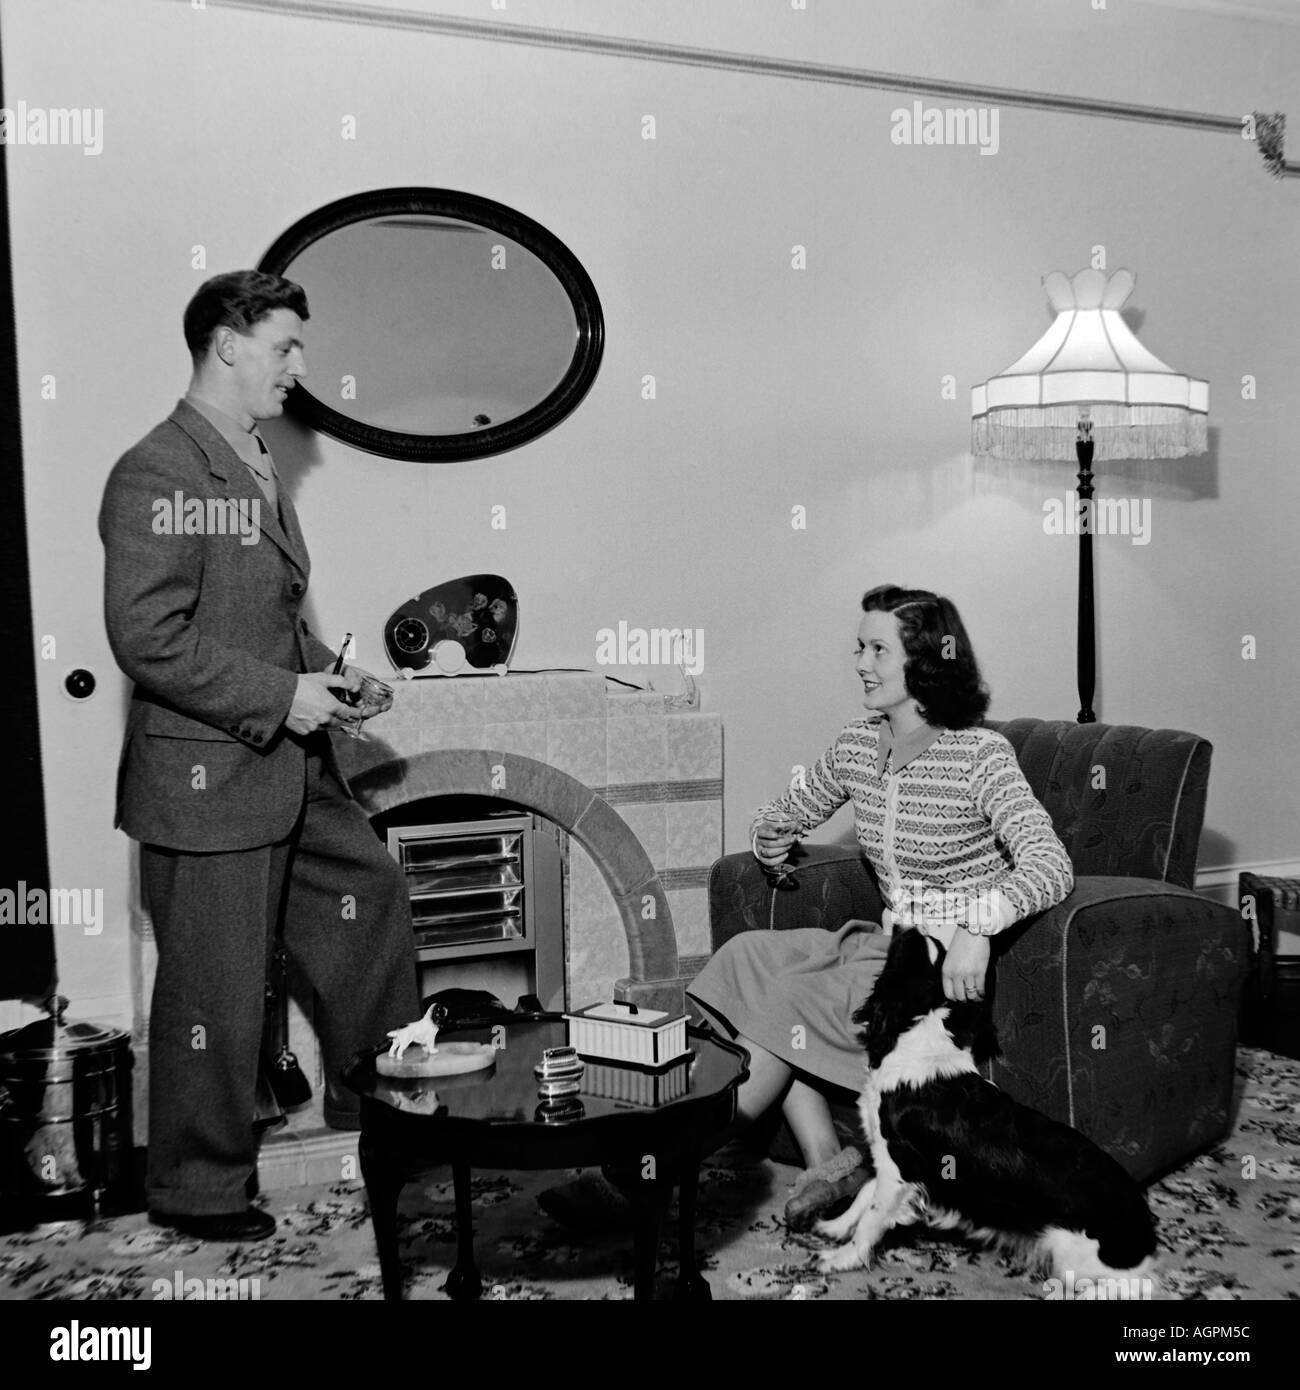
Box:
[336,669,723,1012]
[132,671,723,1186]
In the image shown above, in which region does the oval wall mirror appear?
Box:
[257,188,604,462]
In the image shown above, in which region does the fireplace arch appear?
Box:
[349,748,681,990]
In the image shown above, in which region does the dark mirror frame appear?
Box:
[257,187,604,462]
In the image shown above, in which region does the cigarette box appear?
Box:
[564,1001,690,1068]
[581,1057,691,1107]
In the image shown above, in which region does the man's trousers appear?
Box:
[140,745,420,1216]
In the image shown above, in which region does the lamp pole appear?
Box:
[1075,410,1096,723]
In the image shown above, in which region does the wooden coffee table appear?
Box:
[342,1014,748,1301]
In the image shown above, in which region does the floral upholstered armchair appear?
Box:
[700,717,1249,1183]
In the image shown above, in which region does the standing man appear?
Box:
[99,270,420,1241]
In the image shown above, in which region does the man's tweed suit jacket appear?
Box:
[99,398,346,853]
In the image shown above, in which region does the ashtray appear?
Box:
[376,1041,496,1078]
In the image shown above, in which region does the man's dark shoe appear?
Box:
[149,1206,276,1242]
[324,1079,361,1132]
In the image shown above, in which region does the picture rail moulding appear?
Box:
[206,0,1298,179]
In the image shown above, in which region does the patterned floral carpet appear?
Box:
[1,1047,1296,1301]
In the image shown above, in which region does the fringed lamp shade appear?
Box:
[970,268,1208,461]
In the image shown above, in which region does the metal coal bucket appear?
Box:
[0,995,135,1221]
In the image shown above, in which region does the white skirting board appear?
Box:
[1194,858,1300,954]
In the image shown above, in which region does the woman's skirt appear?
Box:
[686,921,891,1093]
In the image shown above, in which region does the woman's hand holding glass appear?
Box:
[753,815,798,864]
[754,815,802,888]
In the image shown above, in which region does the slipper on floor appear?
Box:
[788,1144,864,1198]
[784,1167,870,1233]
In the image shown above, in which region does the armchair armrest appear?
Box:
[707,843,886,952]
[989,876,1249,1181]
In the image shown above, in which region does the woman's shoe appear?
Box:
[538,1172,634,1233]
[783,1145,868,1232]
[538,1167,672,1234]
[783,1168,870,1232]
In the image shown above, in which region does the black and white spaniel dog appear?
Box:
[817,927,1157,1290]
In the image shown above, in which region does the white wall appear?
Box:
[4,0,1299,1028]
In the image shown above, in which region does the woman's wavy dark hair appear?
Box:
[861,584,989,729]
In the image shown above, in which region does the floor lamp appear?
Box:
[971,268,1208,723]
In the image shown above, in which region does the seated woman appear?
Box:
[540,583,1073,1234]
[687,582,1074,1229]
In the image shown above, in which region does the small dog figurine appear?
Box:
[817,928,1157,1292]
[386,1002,448,1060]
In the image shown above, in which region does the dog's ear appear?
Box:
[972,1001,1001,1065]
[945,1000,1001,1064]
[858,994,920,1069]
[854,928,947,1066]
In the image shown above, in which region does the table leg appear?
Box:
[631,1186,662,1302]
[442,1160,483,1300]
[674,1156,711,1301]
[358,1140,407,1302]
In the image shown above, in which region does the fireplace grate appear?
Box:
[381,805,565,1012]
